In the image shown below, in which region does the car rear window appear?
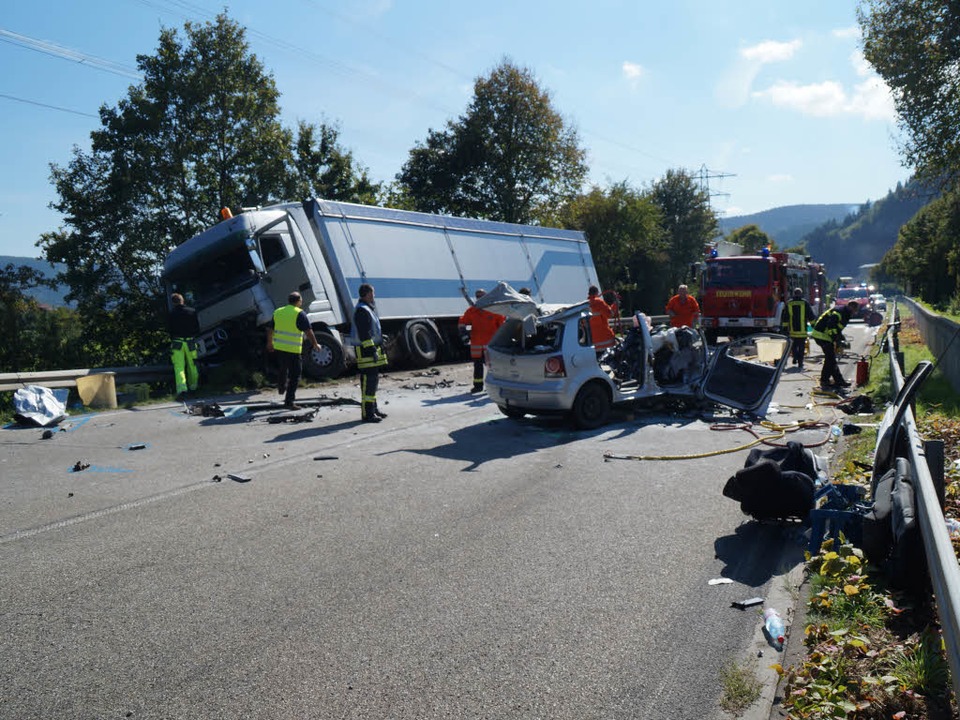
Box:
[489,318,565,353]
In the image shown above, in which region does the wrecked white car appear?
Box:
[481,289,789,429]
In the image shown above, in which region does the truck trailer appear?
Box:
[161,199,598,378]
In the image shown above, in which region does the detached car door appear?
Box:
[700,333,790,414]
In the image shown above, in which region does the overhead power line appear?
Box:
[0,28,142,80]
[0,92,98,118]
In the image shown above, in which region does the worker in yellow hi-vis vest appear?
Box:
[266,291,321,410]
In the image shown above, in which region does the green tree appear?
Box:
[558,182,667,314]
[0,265,84,373]
[859,0,959,184]
[881,188,960,306]
[289,120,381,204]
[39,13,374,367]
[726,224,775,255]
[397,59,587,224]
[649,169,718,288]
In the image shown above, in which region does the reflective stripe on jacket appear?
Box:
[272,305,304,354]
[783,300,810,338]
[810,308,843,343]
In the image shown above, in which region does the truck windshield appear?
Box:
[703,259,770,288]
[165,238,259,309]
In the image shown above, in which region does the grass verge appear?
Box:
[775,310,960,719]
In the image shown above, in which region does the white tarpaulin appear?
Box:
[13,385,67,427]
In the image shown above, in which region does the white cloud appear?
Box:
[716,39,802,108]
[751,50,896,121]
[622,61,646,89]
[723,206,745,216]
[740,39,802,64]
[832,26,861,40]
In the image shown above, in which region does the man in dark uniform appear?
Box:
[168,293,200,399]
[780,287,816,370]
[811,300,859,389]
[353,284,388,423]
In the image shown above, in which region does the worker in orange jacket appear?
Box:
[587,285,617,352]
[458,289,506,393]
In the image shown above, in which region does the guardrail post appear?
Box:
[926,439,946,511]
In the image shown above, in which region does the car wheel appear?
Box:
[303,331,345,379]
[571,382,611,430]
[498,405,526,419]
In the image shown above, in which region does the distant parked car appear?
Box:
[482,299,789,429]
[870,293,887,312]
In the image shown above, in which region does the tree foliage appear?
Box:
[859,0,959,184]
[649,169,718,289]
[726,224,775,255]
[558,182,667,314]
[804,180,934,280]
[397,59,587,224]
[881,187,960,307]
[0,265,84,373]
[39,13,376,367]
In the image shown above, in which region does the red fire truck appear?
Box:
[699,249,826,344]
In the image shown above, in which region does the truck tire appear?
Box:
[402,320,439,368]
[571,382,611,430]
[303,330,345,379]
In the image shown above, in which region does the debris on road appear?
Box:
[313,455,338,461]
[732,597,764,609]
[72,460,91,473]
[127,443,147,451]
[708,577,733,586]
[227,473,251,483]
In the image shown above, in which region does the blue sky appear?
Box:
[1,0,907,259]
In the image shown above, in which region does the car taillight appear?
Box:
[544,355,566,378]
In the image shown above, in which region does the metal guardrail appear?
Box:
[885,301,960,699]
[0,365,169,392]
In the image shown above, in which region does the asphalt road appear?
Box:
[0,325,876,720]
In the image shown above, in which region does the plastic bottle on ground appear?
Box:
[763,608,786,649]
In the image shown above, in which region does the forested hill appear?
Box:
[719,204,858,248]
[802,180,936,280]
[1,255,70,307]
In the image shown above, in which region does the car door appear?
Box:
[699,333,790,414]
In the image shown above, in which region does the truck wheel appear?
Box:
[402,320,438,368]
[571,382,611,430]
[303,331,345,379]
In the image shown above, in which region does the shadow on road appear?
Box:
[377,416,607,471]
[714,521,807,587]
